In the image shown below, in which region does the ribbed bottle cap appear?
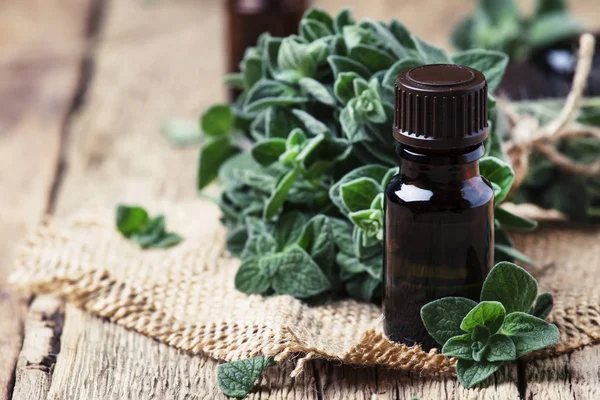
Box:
[393,64,488,149]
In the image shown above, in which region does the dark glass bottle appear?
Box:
[226,0,308,99]
[383,65,495,351]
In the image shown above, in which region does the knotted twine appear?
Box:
[501,33,600,191]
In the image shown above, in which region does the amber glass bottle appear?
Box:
[383,65,494,351]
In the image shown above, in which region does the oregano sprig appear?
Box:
[116,205,183,249]
[421,262,559,388]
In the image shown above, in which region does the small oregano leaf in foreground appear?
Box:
[116,205,183,249]
[217,356,276,398]
[422,262,559,389]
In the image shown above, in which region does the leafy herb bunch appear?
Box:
[197,8,537,302]
[452,0,584,61]
[421,262,559,388]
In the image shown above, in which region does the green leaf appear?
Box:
[479,0,519,23]
[456,359,503,389]
[500,312,560,357]
[161,118,202,146]
[530,292,553,320]
[442,334,474,360]
[300,19,333,42]
[495,207,538,231]
[226,225,248,257]
[200,104,234,137]
[382,58,422,88]
[494,243,534,265]
[420,297,478,345]
[481,262,538,314]
[330,218,354,255]
[131,215,165,248]
[235,259,271,294]
[529,12,583,49]
[388,20,419,51]
[486,334,517,362]
[534,0,567,17]
[480,156,515,204]
[302,8,334,32]
[223,72,246,89]
[345,272,381,301]
[333,8,355,34]
[244,80,308,113]
[291,109,330,136]
[451,50,508,93]
[327,55,371,79]
[360,20,414,60]
[265,107,301,139]
[340,177,381,212]
[116,205,149,237]
[242,53,263,89]
[412,35,451,64]
[297,215,336,275]
[264,169,299,220]
[217,356,275,398]
[198,136,240,190]
[270,246,330,298]
[273,211,308,250]
[251,139,287,166]
[461,301,506,335]
[240,233,277,261]
[339,106,365,143]
[299,77,336,106]
[348,44,395,72]
[451,16,475,50]
[330,165,389,215]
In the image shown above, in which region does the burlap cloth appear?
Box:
[9,200,600,377]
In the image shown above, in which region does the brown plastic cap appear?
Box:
[393,64,488,149]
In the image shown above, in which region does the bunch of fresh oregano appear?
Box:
[452,0,584,61]
[421,261,559,388]
[195,8,537,302]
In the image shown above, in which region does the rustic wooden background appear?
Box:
[2,0,600,399]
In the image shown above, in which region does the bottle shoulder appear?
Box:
[385,174,494,210]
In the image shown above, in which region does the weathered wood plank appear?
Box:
[524,346,600,399]
[47,305,317,400]
[0,0,95,398]
[12,296,64,400]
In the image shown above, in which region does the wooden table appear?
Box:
[2,0,600,398]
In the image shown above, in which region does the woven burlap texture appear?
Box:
[9,201,600,377]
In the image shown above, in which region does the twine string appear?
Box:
[502,33,600,190]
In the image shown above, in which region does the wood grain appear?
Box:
[0,0,96,398]
[12,296,64,400]
[48,305,318,400]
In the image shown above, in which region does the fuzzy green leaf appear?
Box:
[244,80,308,113]
[480,156,514,204]
[530,292,554,320]
[382,58,422,88]
[495,207,538,231]
[451,50,508,93]
[494,243,534,265]
[348,44,395,72]
[251,139,287,166]
[412,35,451,64]
[461,301,506,335]
[442,334,474,360]
[235,259,271,294]
[264,169,299,220]
[421,297,478,345]
[334,72,360,105]
[299,77,336,106]
[217,356,275,398]
[327,55,371,78]
[340,177,381,212]
[529,12,583,50]
[456,358,504,389]
[486,334,517,362]
[116,205,149,237]
[534,0,567,17]
[198,136,240,190]
[201,104,234,137]
[161,119,202,146]
[481,262,538,314]
[273,211,308,250]
[334,8,355,34]
[270,246,330,298]
[500,312,560,357]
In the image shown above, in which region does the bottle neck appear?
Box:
[397,144,484,183]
